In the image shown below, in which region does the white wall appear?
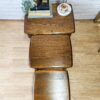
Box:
[0,0,100,20]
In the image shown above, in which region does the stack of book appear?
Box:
[28,0,53,18]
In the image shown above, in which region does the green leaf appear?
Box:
[21,0,36,14]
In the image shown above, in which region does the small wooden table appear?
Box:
[24,4,75,35]
[24,4,75,100]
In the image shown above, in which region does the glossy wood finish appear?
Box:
[30,35,72,68]
[34,70,69,100]
[24,4,75,35]
[24,4,75,100]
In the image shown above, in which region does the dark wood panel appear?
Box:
[34,70,69,100]
[30,35,72,68]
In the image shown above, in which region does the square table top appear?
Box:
[24,4,75,35]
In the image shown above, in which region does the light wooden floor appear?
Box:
[0,20,100,100]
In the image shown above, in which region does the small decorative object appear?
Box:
[57,3,71,16]
[22,0,36,15]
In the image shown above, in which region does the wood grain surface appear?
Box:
[34,70,69,100]
[0,20,100,100]
[24,4,75,35]
[30,35,72,68]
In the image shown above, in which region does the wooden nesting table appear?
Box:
[24,4,75,100]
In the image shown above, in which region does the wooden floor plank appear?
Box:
[0,20,100,100]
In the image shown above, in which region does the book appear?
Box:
[28,10,51,17]
[28,8,53,18]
